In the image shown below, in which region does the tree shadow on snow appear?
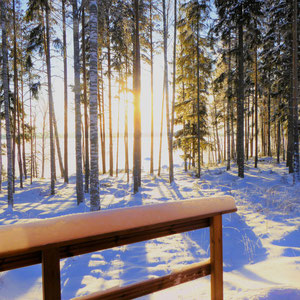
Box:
[222,213,267,272]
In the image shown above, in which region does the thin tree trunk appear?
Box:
[254,47,258,168]
[277,100,281,164]
[237,10,244,178]
[133,0,142,192]
[107,16,113,177]
[13,0,23,189]
[34,115,38,178]
[42,107,47,178]
[20,65,27,179]
[292,0,299,181]
[196,18,201,177]
[282,125,285,161]
[100,60,106,174]
[30,83,33,184]
[170,0,177,175]
[45,1,56,194]
[267,78,271,157]
[116,94,120,177]
[150,0,154,175]
[158,75,165,177]
[163,0,173,183]
[82,7,89,193]
[72,0,84,203]
[89,0,100,210]
[62,0,68,183]
[227,34,231,170]
[124,54,129,182]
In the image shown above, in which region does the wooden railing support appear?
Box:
[0,196,236,300]
[210,215,223,300]
[42,248,61,300]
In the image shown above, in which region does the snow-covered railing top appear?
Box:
[0,196,237,300]
[0,196,235,257]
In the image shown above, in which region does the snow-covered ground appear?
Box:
[0,158,299,299]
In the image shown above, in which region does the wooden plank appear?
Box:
[0,216,210,271]
[73,260,211,300]
[42,248,61,300]
[210,215,223,300]
[59,216,210,259]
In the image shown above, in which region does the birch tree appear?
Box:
[72,0,84,204]
[89,0,100,210]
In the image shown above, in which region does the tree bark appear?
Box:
[237,9,244,178]
[292,0,299,181]
[62,0,68,183]
[227,34,231,170]
[162,0,174,183]
[254,47,258,168]
[72,0,84,203]
[45,0,56,194]
[196,17,201,177]
[107,15,113,177]
[150,0,154,175]
[82,7,89,193]
[89,0,100,210]
[133,0,142,192]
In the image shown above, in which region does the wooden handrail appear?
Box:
[0,196,237,300]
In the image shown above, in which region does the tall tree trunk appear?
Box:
[196,19,201,177]
[30,83,33,184]
[227,34,231,170]
[158,77,165,177]
[82,7,89,193]
[116,94,120,177]
[20,65,27,179]
[62,0,68,183]
[100,60,106,174]
[13,0,23,189]
[292,0,299,181]
[42,107,47,178]
[107,16,113,177]
[45,1,56,194]
[72,0,84,203]
[170,0,177,175]
[89,0,100,210]
[124,54,129,182]
[254,47,258,168]
[237,10,244,178]
[277,100,281,164]
[267,78,271,157]
[162,0,174,183]
[133,0,142,192]
[150,0,154,175]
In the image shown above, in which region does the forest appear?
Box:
[0,0,299,299]
[0,0,299,207]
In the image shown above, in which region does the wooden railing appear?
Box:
[0,196,236,300]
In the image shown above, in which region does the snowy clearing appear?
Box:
[0,158,300,300]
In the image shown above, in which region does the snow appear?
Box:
[0,158,300,300]
[0,196,235,257]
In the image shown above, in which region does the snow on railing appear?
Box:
[0,196,237,300]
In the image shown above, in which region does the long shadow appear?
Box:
[222,212,267,272]
[0,264,42,299]
[61,192,150,299]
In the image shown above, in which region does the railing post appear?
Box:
[42,248,61,300]
[210,215,223,300]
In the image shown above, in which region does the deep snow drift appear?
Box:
[0,158,299,299]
